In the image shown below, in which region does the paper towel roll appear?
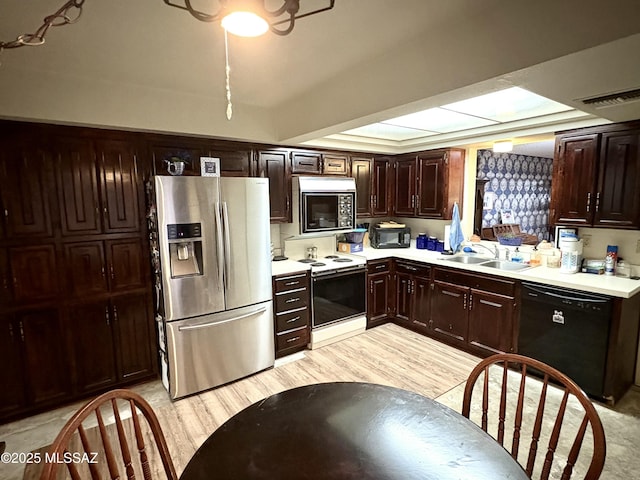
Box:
[444,225,451,251]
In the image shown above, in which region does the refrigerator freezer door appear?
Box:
[166,301,275,399]
[220,177,273,310]
[155,176,225,320]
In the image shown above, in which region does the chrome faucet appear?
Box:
[472,243,500,259]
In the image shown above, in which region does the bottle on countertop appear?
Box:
[605,245,618,276]
[529,246,541,267]
[511,247,523,263]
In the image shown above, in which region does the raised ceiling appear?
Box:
[1,0,639,153]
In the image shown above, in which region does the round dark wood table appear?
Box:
[180,382,528,480]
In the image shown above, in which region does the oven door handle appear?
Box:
[313,266,365,278]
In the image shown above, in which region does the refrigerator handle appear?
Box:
[214,201,224,289]
[177,306,267,331]
[222,201,231,291]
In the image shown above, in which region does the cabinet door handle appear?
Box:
[327,162,341,167]
[374,264,386,270]
[411,195,415,208]
[110,264,115,280]
[286,336,301,343]
[463,293,467,310]
[101,266,106,278]
[299,161,315,166]
[595,192,600,212]
[105,306,110,326]
[468,293,473,310]
[112,305,118,322]
[19,320,25,342]
[586,192,591,212]
[373,194,377,207]
[413,320,427,328]
[285,297,300,304]
[284,280,300,286]
[286,316,301,324]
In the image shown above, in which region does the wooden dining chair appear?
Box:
[462,353,606,480]
[40,389,177,480]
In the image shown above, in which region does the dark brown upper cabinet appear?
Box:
[551,123,640,229]
[351,157,373,216]
[372,157,393,217]
[0,141,54,238]
[394,156,418,216]
[258,149,291,223]
[97,139,141,233]
[55,136,102,236]
[395,149,465,219]
[291,150,349,176]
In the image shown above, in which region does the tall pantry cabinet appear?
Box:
[0,123,156,422]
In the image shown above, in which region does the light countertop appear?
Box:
[271,259,311,277]
[271,244,640,298]
[353,245,640,299]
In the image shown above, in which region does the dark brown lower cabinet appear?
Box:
[430,281,468,346]
[430,267,517,356]
[69,302,118,395]
[0,313,26,418]
[112,293,155,381]
[393,260,431,333]
[366,260,392,328]
[20,308,71,406]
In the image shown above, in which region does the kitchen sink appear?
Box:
[480,260,530,271]
[445,255,491,265]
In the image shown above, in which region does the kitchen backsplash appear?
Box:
[477,149,553,241]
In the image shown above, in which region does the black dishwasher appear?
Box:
[519,282,612,399]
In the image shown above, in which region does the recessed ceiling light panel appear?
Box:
[442,87,572,122]
[343,123,438,141]
[384,107,497,133]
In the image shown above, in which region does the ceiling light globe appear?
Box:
[221,11,269,37]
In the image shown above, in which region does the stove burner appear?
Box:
[311,262,326,267]
[298,259,316,263]
[325,255,339,259]
[333,258,353,263]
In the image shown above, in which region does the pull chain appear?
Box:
[224,29,233,120]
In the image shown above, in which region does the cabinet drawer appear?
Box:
[276,327,309,351]
[275,289,308,312]
[434,267,515,297]
[367,259,391,274]
[274,273,309,293]
[292,152,322,174]
[275,307,309,333]
[322,155,348,175]
[395,261,430,277]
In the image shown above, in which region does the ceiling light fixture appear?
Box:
[164,0,335,37]
[493,140,513,153]
[164,1,335,121]
[0,0,84,61]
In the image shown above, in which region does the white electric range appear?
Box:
[283,237,367,349]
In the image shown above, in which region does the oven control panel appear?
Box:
[338,194,354,228]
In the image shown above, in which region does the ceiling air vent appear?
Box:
[580,88,640,109]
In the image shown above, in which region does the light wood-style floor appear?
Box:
[12,322,640,479]
[16,323,480,479]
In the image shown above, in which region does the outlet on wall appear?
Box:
[582,234,591,247]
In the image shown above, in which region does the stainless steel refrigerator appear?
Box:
[154,176,274,399]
